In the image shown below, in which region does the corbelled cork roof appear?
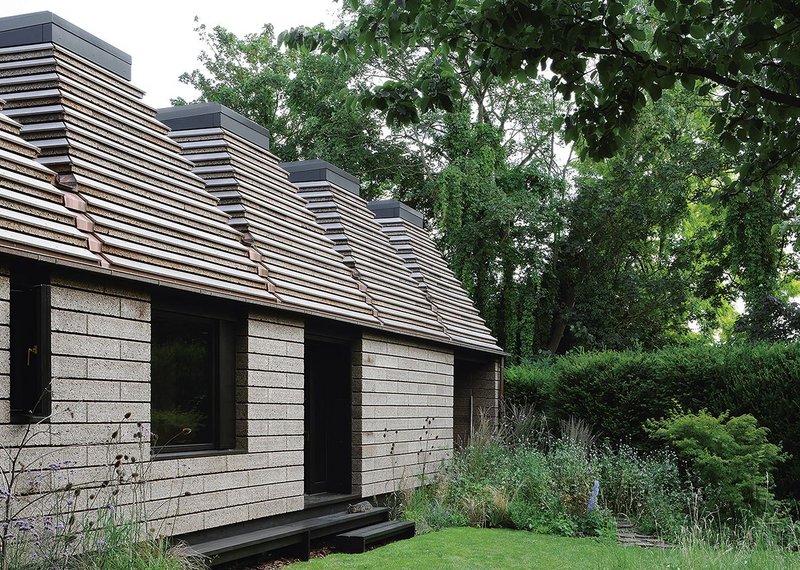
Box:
[158,104,380,325]
[0,100,100,266]
[0,12,276,302]
[368,200,500,352]
[285,162,451,342]
[0,11,502,354]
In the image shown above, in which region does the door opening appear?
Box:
[304,339,352,494]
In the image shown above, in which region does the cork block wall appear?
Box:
[0,268,306,536]
[453,357,503,448]
[352,332,455,497]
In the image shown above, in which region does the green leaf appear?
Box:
[690,25,706,39]
[629,28,647,41]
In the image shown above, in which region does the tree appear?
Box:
[174,21,424,199]
[283,0,800,188]
[532,88,734,353]
[427,113,561,354]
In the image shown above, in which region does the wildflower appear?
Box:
[588,479,600,512]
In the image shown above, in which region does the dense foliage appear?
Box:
[398,407,796,549]
[647,411,786,518]
[400,421,685,540]
[505,342,800,497]
[285,0,800,185]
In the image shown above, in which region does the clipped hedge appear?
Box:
[505,343,800,497]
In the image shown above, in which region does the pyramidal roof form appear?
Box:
[284,161,451,342]
[0,12,276,301]
[0,11,502,355]
[0,100,101,266]
[157,103,380,325]
[368,200,501,352]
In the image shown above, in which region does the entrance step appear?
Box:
[189,507,390,566]
[336,520,416,554]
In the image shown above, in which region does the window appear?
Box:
[10,268,51,423]
[150,301,236,454]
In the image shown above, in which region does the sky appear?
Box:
[0,1,340,108]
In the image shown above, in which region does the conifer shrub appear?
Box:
[646,411,787,519]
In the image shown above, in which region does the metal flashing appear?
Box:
[367,199,424,229]
[157,103,270,151]
[0,12,132,80]
[280,159,360,196]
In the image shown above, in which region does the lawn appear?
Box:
[287,527,800,570]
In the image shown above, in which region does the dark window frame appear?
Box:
[150,298,237,456]
[10,266,51,424]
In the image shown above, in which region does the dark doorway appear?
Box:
[304,339,352,494]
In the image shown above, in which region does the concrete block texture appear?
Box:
[0,278,306,537]
[352,332,455,497]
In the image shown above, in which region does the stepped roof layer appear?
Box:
[158,104,380,325]
[368,201,501,353]
[0,13,276,302]
[0,100,100,266]
[285,162,450,342]
[0,11,503,355]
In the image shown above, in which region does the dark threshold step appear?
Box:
[192,507,390,566]
[336,520,416,554]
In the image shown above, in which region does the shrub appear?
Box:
[505,342,800,497]
[596,444,688,540]
[647,410,787,519]
[399,431,684,540]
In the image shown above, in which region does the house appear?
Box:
[0,11,502,559]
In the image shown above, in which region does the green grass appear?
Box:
[287,527,800,570]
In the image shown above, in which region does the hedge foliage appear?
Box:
[505,343,800,497]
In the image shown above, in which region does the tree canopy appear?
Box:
[284,0,800,185]
[179,2,800,358]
